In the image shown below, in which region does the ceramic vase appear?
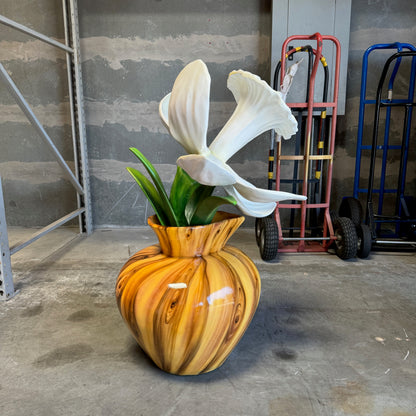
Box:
[115,211,261,375]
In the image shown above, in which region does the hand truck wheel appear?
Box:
[333,217,358,260]
[255,217,262,246]
[356,223,372,259]
[330,209,340,223]
[407,224,416,241]
[256,215,275,246]
[259,217,279,261]
[339,197,363,227]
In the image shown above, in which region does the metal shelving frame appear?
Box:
[0,0,91,300]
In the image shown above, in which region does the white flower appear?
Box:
[159,60,306,217]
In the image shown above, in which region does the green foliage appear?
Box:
[127,149,237,227]
[169,166,203,226]
[184,185,214,225]
[128,148,179,226]
[126,167,168,226]
[190,195,237,226]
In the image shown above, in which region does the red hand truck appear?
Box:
[257,33,357,260]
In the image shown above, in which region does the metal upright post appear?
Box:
[0,178,17,300]
[68,0,92,234]
[62,0,92,234]
[62,0,82,233]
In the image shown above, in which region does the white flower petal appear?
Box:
[234,178,307,203]
[224,185,277,217]
[168,59,210,155]
[209,70,298,162]
[159,92,170,130]
[177,153,238,186]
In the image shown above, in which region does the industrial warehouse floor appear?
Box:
[1,227,416,416]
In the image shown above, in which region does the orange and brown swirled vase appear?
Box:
[115,211,261,375]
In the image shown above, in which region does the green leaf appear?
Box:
[170,167,202,226]
[190,195,237,226]
[185,185,214,225]
[126,167,168,226]
[129,148,179,226]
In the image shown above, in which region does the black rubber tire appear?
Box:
[399,196,416,238]
[356,223,372,259]
[255,217,262,246]
[334,217,358,260]
[259,217,279,261]
[330,209,340,223]
[339,197,363,227]
[407,224,416,241]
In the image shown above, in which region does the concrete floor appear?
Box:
[1,227,416,416]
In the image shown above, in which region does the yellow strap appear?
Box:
[268,172,273,179]
[318,141,324,149]
[315,171,321,179]
[320,56,327,67]
[321,110,327,119]
[269,156,274,161]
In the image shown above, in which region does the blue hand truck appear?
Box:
[340,43,416,257]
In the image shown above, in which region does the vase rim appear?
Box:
[147,211,244,230]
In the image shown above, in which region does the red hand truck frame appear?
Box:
[269,33,357,258]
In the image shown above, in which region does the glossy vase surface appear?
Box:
[115,211,261,375]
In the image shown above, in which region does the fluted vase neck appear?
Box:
[147,211,245,257]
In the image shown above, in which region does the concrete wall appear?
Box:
[0,0,415,228]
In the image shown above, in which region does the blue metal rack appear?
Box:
[353,43,416,241]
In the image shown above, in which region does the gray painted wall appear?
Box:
[0,0,415,228]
